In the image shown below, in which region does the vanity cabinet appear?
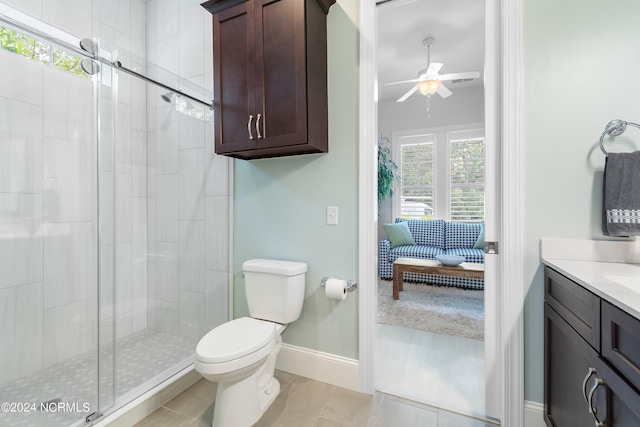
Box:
[202,0,335,160]
[544,266,640,427]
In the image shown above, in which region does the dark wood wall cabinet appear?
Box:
[544,266,640,427]
[201,0,335,160]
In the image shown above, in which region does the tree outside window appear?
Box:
[1,26,88,78]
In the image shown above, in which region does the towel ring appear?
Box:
[599,119,640,155]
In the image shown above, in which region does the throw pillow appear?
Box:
[473,222,485,249]
[383,221,417,248]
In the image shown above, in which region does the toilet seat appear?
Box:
[195,317,277,374]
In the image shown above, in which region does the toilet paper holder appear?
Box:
[320,276,358,292]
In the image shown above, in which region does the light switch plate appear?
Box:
[326,206,339,225]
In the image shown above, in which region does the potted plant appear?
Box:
[378,136,399,203]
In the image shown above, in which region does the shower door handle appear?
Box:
[247,115,254,140]
[256,114,263,139]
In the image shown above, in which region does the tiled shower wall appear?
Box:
[0,0,148,386]
[0,0,230,387]
[146,0,230,342]
[147,0,231,344]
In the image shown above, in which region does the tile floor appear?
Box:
[134,370,498,427]
[376,324,485,416]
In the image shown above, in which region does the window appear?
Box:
[396,133,435,219]
[392,125,484,222]
[449,136,485,221]
[0,25,89,78]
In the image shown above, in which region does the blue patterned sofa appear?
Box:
[379,218,484,290]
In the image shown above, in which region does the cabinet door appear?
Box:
[601,301,640,392]
[213,2,257,153]
[545,304,600,427]
[593,357,640,427]
[254,0,307,148]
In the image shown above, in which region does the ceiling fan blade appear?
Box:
[437,84,452,99]
[438,71,481,81]
[397,86,418,102]
[426,62,443,75]
[385,78,421,86]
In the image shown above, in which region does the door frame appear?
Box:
[357,0,524,425]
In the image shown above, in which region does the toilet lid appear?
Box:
[195,317,276,364]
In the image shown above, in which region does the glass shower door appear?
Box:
[0,29,115,426]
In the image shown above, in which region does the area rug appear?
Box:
[378,280,484,340]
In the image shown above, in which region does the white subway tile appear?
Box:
[205,196,229,271]
[179,148,205,220]
[44,221,95,308]
[0,282,44,384]
[0,98,44,193]
[156,174,179,242]
[179,220,205,293]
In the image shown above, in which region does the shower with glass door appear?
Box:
[0,2,229,425]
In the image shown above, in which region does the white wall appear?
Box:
[522,0,640,403]
[378,85,484,139]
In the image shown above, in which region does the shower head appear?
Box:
[161,92,174,103]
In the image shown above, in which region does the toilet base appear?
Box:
[212,362,280,427]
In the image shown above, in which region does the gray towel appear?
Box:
[602,150,640,236]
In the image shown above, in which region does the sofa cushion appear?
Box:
[383,221,417,248]
[445,222,482,250]
[473,222,485,249]
[390,245,445,262]
[446,248,484,264]
[395,218,445,249]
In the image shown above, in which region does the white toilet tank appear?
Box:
[243,259,307,324]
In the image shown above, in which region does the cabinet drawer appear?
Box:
[544,266,600,350]
[602,300,640,393]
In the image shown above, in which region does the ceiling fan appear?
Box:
[385,37,481,103]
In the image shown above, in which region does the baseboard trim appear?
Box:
[524,400,545,427]
[276,343,360,392]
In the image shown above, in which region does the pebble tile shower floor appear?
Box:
[0,329,195,427]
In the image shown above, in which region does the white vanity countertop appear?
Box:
[542,258,640,319]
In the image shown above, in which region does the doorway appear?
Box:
[375,0,490,417]
[377,127,487,417]
[359,0,524,424]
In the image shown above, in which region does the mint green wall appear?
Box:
[523,0,640,403]
[233,0,360,359]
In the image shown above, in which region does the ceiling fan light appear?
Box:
[416,79,441,95]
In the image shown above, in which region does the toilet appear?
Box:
[194,259,307,427]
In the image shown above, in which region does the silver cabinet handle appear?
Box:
[248,115,254,140]
[256,113,262,139]
[582,367,596,403]
[587,378,606,426]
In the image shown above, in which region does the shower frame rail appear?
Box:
[0,13,214,110]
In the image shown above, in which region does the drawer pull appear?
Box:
[582,367,596,403]
[587,378,606,427]
[248,115,254,140]
[256,113,262,139]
